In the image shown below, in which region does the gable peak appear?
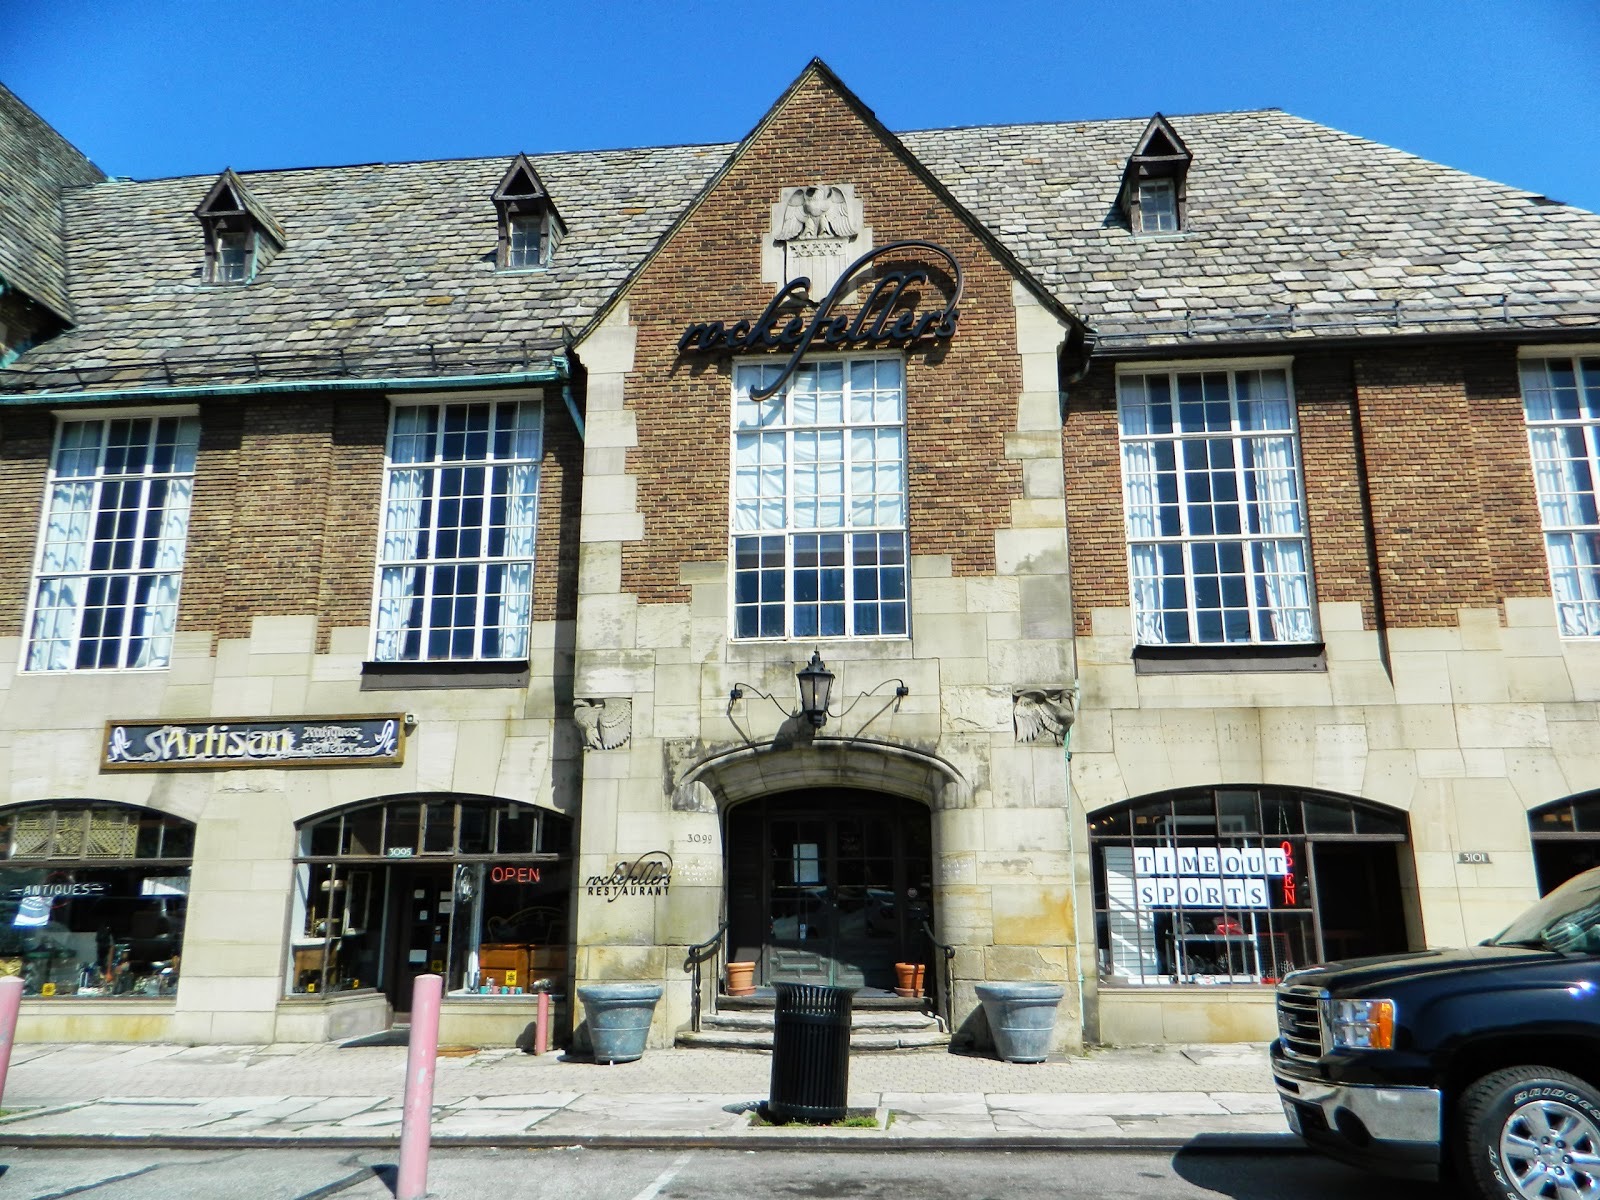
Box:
[493,153,550,203]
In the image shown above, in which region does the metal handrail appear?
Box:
[683,920,729,1034]
[920,920,957,1034]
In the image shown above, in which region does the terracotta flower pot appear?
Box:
[894,961,919,998]
[726,960,757,996]
[914,963,926,994]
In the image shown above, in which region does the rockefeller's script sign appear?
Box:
[677,240,964,401]
[585,850,673,902]
[103,715,405,771]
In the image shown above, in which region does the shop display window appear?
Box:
[289,795,571,1008]
[1530,792,1600,895]
[1090,787,1411,986]
[0,803,193,999]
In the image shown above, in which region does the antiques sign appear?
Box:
[585,850,673,901]
[104,715,405,771]
[677,240,964,400]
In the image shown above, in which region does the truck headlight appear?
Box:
[1328,998,1396,1050]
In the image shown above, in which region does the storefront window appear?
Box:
[0,803,193,998]
[1090,787,1411,986]
[1530,792,1600,894]
[290,796,571,1008]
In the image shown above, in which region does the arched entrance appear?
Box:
[725,790,932,991]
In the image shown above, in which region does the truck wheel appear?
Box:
[1458,1066,1600,1200]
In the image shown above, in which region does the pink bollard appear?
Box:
[535,990,550,1055]
[396,973,443,1200]
[0,976,22,1104]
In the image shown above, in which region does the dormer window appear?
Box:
[195,168,285,286]
[1120,114,1193,236]
[493,154,563,271]
[507,213,544,269]
[1138,179,1178,233]
[214,224,254,283]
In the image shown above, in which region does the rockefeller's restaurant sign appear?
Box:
[103,716,405,771]
[677,240,964,400]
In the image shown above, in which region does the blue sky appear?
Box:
[5,0,1599,212]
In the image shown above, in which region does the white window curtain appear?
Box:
[1119,367,1315,646]
[128,474,193,668]
[1249,433,1314,642]
[1122,438,1165,644]
[373,400,541,662]
[1522,357,1600,638]
[26,416,198,672]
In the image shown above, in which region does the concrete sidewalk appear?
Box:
[0,1041,1296,1151]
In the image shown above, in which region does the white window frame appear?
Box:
[210,225,256,284]
[1518,350,1600,638]
[505,213,545,270]
[369,393,544,663]
[22,407,200,672]
[727,354,910,641]
[1138,178,1178,234]
[1116,359,1317,647]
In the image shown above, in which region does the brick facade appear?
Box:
[0,387,579,655]
[617,75,1026,605]
[1066,346,1558,637]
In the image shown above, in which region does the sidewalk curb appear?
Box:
[0,1131,1310,1154]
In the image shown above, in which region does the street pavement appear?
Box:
[0,1041,1290,1150]
[0,1146,1441,1200]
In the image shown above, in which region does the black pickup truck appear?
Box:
[1271,865,1600,1200]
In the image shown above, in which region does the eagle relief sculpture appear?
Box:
[777,185,856,241]
[769,183,866,298]
[573,697,632,750]
[1013,689,1076,745]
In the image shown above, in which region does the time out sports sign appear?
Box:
[103,716,405,770]
[1124,846,1291,909]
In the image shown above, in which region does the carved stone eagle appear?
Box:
[1014,689,1075,745]
[777,186,855,241]
[574,697,632,750]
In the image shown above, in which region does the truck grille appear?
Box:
[1276,984,1326,1058]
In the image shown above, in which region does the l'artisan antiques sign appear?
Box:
[585,850,673,901]
[103,715,405,771]
[677,240,964,400]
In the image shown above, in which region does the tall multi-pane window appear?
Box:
[1520,355,1600,637]
[373,399,542,662]
[1118,365,1316,645]
[26,415,199,671]
[731,358,908,639]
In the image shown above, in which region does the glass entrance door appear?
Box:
[385,864,454,1014]
[726,791,932,992]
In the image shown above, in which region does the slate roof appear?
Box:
[903,110,1600,349]
[0,83,104,322]
[5,104,1600,397]
[0,144,730,394]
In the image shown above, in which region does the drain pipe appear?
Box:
[1060,679,1088,1046]
[561,382,585,440]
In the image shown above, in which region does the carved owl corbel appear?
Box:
[574,697,632,750]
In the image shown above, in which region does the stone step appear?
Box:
[717,991,928,1012]
[676,1027,952,1053]
[699,1009,939,1033]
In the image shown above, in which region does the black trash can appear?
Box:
[768,981,853,1123]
